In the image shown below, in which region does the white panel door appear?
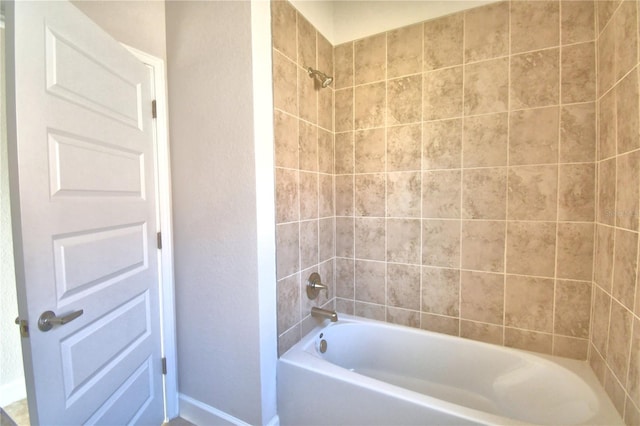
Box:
[6,1,164,424]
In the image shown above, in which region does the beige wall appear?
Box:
[72,0,166,60]
[590,1,640,423]
[166,1,276,424]
[272,0,336,355]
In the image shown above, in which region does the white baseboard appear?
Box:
[0,378,27,407]
[178,394,279,426]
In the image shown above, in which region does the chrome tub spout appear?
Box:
[311,307,338,322]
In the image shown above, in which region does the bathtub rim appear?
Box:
[278,313,622,426]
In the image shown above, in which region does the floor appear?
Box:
[1,400,28,426]
[1,399,194,426]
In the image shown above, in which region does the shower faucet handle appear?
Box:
[306,272,327,300]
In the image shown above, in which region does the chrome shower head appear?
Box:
[307,67,333,88]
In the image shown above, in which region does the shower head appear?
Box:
[307,67,333,88]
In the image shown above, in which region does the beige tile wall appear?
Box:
[333,0,597,361]
[590,1,640,422]
[272,1,336,355]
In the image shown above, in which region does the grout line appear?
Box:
[502,0,512,348]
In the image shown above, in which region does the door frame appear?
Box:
[122,44,179,421]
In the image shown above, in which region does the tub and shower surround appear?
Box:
[271,0,337,356]
[590,0,640,423]
[333,0,596,360]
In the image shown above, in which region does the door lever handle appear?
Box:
[38,309,84,332]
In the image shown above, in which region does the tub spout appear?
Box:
[311,307,338,322]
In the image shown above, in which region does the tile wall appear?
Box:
[271,1,336,355]
[590,0,640,422]
[333,0,597,360]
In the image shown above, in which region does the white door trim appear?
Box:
[122,44,178,421]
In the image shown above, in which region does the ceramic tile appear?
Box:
[506,221,556,277]
[505,275,554,332]
[421,314,460,336]
[355,260,386,304]
[355,217,386,261]
[335,88,354,132]
[555,280,591,338]
[612,228,638,310]
[606,300,633,384]
[558,163,595,222]
[560,103,596,163]
[298,171,318,220]
[388,23,422,78]
[354,33,386,85]
[319,217,335,262]
[274,110,298,169]
[460,321,503,345]
[460,271,504,324]
[355,82,386,130]
[509,106,559,166]
[462,168,507,220]
[463,113,508,167]
[336,258,355,299]
[387,75,422,125]
[562,42,596,103]
[335,175,353,216]
[297,13,316,69]
[594,224,615,291]
[597,158,616,226]
[616,69,640,155]
[355,301,385,321]
[387,307,420,328]
[335,132,354,174]
[597,19,615,96]
[615,151,640,231]
[424,13,463,70]
[422,219,461,268]
[298,121,318,171]
[511,1,560,53]
[556,223,595,281]
[461,220,505,273]
[355,128,385,173]
[553,336,589,360]
[271,1,297,60]
[510,49,559,110]
[273,51,297,115]
[299,220,318,269]
[464,58,509,116]
[387,172,421,218]
[334,42,354,89]
[507,165,558,221]
[422,170,461,219]
[298,67,317,125]
[423,119,462,170]
[614,1,638,82]
[355,173,385,217]
[277,273,300,335]
[275,167,299,223]
[422,267,460,316]
[464,2,509,62]
[276,222,299,279]
[424,66,463,120]
[387,124,422,172]
[591,285,612,356]
[335,217,354,258]
[387,263,421,310]
[505,328,553,355]
[561,0,595,45]
[386,219,421,264]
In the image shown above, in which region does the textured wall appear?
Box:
[272,1,336,355]
[332,0,596,360]
[590,0,640,423]
[0,26,26,406]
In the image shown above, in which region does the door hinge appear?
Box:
[157,231,162,250]
[14,317,29,338]
[162,357,167,375]
[152,100,157,119]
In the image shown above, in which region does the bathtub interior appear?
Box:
[280,315,623,426]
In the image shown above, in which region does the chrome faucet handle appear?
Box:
[306,272,327,299]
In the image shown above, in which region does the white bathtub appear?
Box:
[277,314,623,425]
